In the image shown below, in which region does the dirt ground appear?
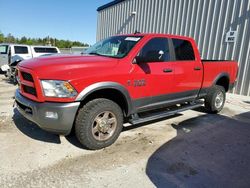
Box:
[0,74,250,188]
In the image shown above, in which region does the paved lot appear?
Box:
[0,74,250,188]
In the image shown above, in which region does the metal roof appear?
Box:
[97,0,125,11]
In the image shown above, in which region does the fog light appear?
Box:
[45,111,58,119]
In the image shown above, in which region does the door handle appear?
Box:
[163,68,173,73]
[194,67,201,71]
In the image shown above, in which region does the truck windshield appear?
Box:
[0,45,8,54]
[83,36,142,58]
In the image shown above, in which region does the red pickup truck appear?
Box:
[15,33,238,149]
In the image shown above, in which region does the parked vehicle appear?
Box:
[1,57,22,84]
[0,44,60,82]
[0,44,60,66]
[15,33,238,150]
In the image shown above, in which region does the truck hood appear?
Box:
[19,54,119,80]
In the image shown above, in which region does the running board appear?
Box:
[129,101,203,125]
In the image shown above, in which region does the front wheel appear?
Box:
[205,85,226,113]
[75,98,123,150]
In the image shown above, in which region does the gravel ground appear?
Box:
[0,74,250,188]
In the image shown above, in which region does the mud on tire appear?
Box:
[75,98,123,150]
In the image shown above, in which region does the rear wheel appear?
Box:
[75,98,123,150]
[205,85,226,113]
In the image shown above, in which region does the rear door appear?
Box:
[170,38,203,100]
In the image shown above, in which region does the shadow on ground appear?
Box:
[13,108,85,147]
[65,130,88,149]
[12,104,183,149]
[146,111,250,188]
[65,113,183,149]
[13,109,61,144]
[0,75,17,86]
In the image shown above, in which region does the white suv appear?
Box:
[0,44,60,67]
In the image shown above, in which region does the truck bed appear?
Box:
[201,60,238,89]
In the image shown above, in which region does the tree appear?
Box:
[6,33,16,43]
[0,32,89,48]
[0,31,4,43]
[26,38,33,45]
[20,36,27,44]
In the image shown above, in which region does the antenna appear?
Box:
[134,30,141,34]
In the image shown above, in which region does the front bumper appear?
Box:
[15,89,80,135]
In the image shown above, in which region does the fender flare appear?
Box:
[75,82,133,115]
[212,72,230,91]
[212,72,230,86]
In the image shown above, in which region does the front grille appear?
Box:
[23,85,37,96]
[21,72,34,82]
[19,70,38,98]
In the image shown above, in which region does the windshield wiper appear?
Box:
[87,52,102,56]
[83,52,118,58]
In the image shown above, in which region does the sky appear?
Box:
[0,0,111,45]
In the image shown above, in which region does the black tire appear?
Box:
[205,85,226,113]
[75,98,123,150]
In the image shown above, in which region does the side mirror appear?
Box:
[132,56,144,64]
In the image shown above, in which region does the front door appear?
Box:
[132,37,175,112]
[0,45,9,67]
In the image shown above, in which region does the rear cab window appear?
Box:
[0,45,9,54]
[34,47,58,53]
[14,46,28,54]
[172,39,195,61]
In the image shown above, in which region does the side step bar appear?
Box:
[129,101,203,125]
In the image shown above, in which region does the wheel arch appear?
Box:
[75,82,133,116]
[213,73,230,92]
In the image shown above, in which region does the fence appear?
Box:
[59,47,89,54]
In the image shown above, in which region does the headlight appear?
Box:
[41,80,78,98]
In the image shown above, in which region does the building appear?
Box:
[97,0,250,96]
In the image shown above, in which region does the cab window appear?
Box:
[34,47,58,53]
[139,38,170,62]
[0,45,8,54]
[14,46,28,54]
[172,39,195,60]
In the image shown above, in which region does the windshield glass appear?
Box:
[84,36,142,58]
[0,45,9,54]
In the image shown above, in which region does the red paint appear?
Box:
[17,33,238,103]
